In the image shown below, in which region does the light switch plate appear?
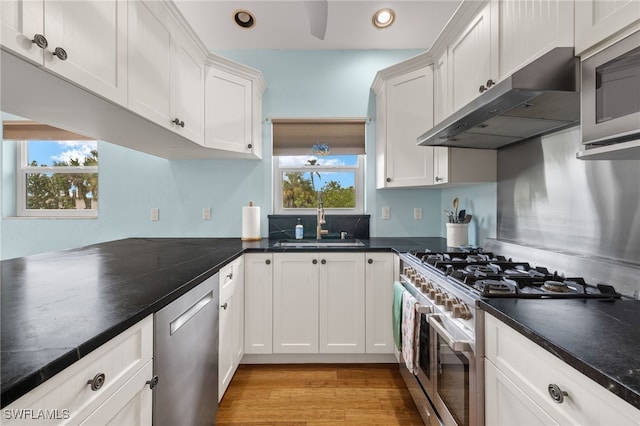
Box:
[151,208,159,221]
[414,208,422,220]
[203,207,212,220]
[382,206,390,220]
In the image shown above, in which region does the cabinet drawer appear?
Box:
[220,257,242,298]
[485,313,638,425]
[3,315,153,425]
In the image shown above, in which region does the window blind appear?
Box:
[272,118,366,155]
[2,120,92,141]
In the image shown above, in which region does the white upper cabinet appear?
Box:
[373,59,435,188]
[1,0,127,105]
[444,0,573,117]
[448,2,495,115]
[128,0,205,145]
[433,147,497,186]
[575,0,640,56]
[496,0,573,80]
[433,49,449,126]
[205,58,266,159]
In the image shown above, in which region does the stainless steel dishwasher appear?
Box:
[154,273,219,425]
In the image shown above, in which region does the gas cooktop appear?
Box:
[407,250,621,299]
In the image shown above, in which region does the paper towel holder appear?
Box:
[241,201,262,241]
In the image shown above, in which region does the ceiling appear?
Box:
[173,1,462,50]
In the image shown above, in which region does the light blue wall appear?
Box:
[1,49,498,259]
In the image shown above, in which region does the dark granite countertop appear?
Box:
[479,299,640,410]
[1,236,445,407]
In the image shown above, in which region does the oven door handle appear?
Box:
[428,315,473,353]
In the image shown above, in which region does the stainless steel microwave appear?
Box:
[581,30,640,146]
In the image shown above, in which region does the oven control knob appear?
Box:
[428,288,440,299]
[435,292,448,305]
[445,297,459,311]
[420,282,430,293]
[453,304,472,320]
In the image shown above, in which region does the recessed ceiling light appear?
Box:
[372,8,395,29]
[234,9,255,29]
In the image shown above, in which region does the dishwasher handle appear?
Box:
[170,291,214,335]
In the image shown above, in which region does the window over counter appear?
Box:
[3,120,99,218]
[271,118,366,215]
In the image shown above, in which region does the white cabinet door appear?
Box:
[364,252,396,354]
[0,0,127,104]
[485,359,558,426]
[273,253,319,354]
[205,66,253,154]
[128,0,204,144]
[575,0,640,55]
[218,287,234,400]
[433,147,497,186]
[128,0,173,128]
[496,0,573,81]
[44,0,127,105]
[244,253,273,354]
[0,0,44,64]
[173,28,205,145]
[382,65,435,188]
[80,360,153,426]
[231,257,245,370]
[318,253,365,354]
[448,2,495,114]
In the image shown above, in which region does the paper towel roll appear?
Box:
[241,203,261,241]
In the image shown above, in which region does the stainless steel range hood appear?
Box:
[418,47,580,149]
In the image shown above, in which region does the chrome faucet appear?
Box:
[316,192,328,240]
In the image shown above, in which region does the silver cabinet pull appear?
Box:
[548,384,568,403]
[221,302,228,310]
[87,373,106,391]
[428,315,472,352]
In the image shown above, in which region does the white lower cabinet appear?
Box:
[244,253,273,354]
[218,256,244,401]
[246,251,396,356]
[364,252,397,354]
[3,315,153,425]
[484,313,640,425]
[273,252,321,353]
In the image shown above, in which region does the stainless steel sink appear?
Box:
[275,239,365,247]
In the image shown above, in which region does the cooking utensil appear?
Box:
[463,214,472,223]
[453,198,459,219]
[458,209,466,223]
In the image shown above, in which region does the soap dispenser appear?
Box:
[295,218,304,239]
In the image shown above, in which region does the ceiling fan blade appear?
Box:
[304,0,328,40]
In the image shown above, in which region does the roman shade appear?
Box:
[272,118,366,155]
[2,120,92,141]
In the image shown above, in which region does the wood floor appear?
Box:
[216,363,424,425]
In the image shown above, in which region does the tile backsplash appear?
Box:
[268,215,370,240]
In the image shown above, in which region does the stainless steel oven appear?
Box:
[399,254,483,426]
[581,30,640,146]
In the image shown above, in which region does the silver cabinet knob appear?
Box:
[87,373,106,391]
[52,46,67,61]
[146,375,159,390]
[31,34,48,49]
[221,302,228,310]
[548,384,568,403]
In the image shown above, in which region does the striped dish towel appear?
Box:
[401,291,419,374]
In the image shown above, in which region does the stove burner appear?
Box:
[475,279,518,296]
[543,280,571,293]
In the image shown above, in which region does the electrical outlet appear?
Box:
[150,208,159,221]
[203,207,212,220]
[382,206,390,220]
[414,207,423,220]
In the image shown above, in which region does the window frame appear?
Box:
[16,140,99,218]
[273,154,365,215]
